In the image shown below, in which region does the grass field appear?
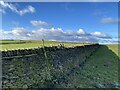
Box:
[74,45,119,88]
[0,40,93,51]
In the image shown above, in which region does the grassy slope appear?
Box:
[106,44,119,57]
[70,45,119,88]
[45,44,119,88]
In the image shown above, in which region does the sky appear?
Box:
[0,1,119,44]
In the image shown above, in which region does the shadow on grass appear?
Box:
[27,45,120,88]
[29,45,120,88]
[103,45,120,61]
[84,45,120,88]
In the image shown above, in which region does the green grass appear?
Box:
[106,44,119,57]
[68,45,119,88]
[0,40,92,51]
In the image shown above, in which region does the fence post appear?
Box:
[42,39,51,80]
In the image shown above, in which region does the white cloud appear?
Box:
[91,32,111,38]
[11,27,29,37]
[0,27,30,39]
[18,6,35,15]
[0,1,35,15]
[1,27,113,43]
[30,20,48,27]
[100,17,119,24]
[77,29,86,34]
[100,39,120,44]
[0,29,13,39]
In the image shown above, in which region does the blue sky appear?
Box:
[0,1,119,44]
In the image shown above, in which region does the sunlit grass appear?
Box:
[0,40,92,51]
[106,44,120,57]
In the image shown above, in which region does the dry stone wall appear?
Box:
[2,44,100,88]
